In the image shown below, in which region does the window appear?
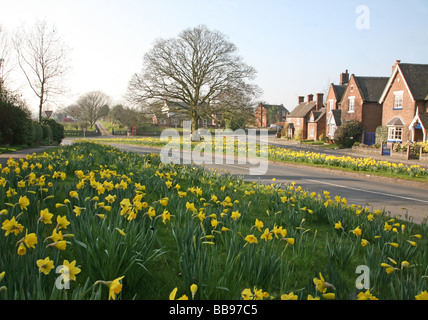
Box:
[203,119,208,127]
[329,124,337,137]
[329,100,334,110]
[310,129,315,138]
[394,92,403,109]
[297,118,300,125]
[348,97,355,113]
[388,126,403,142]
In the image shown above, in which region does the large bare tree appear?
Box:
[66,91,111,129]
[126,25,261,132]
[13,20,69,123]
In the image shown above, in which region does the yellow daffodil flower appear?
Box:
[281,292,298,300]
[95,276,125,300]
[37,257,55,275]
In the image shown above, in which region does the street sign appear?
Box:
[45,110,53,118]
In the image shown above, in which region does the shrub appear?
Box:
[334,120,363,148]
[42,118,64,144]
[0,99,33,146]
[32,122,43,145]
[41,124,53,142]
[375,126,388,145]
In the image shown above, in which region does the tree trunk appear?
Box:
[38,98,43,123]
[191,109,199,133]
[38,83,45,123]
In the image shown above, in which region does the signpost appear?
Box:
[45,110,53,119]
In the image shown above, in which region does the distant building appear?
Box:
[254,103,289,127]
[287,93,325,140]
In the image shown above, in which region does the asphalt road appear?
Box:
[106,142,428,224]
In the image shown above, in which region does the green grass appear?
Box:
[0,145,29,154]
[301,139,340,149]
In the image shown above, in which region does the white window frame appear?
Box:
[203,119,208,127]
[329,99,334,110]
[329,124,337,138]
[310,128,315,138]
[348,97,355,113]
[388,126,403,142]
[393,91,403,109]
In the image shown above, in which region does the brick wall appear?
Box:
[362,102,383,132]
[382,71,417,141]
[288,117,307,139]
[340,76,364,125]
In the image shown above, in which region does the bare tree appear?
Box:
[66,91,111,129]
[13,20,70,123]
[0,25,12,96]
[126,25,261,132]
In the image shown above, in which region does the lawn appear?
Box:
[0,145,29,154]
[0,141,426,300]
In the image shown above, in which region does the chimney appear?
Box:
[316,93,324,111]
[307,94,314,102]
[298,96,304,104]
[340,70,349,85]
[393,60,401,73]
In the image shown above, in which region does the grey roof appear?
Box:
[330,109,342,126]
[354,76,389,102]
[398,63,428,100]
[386,116,404,126]
[309,107,326,122]
[288,101,317,118]
[416,112,428,129]
[332,84,347,101]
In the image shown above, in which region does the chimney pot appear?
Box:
[307,94,314,102]
[298,96,304,104]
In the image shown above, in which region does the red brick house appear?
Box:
[287,93,324,140]
[379,61,428,143]
[307,107,327,140]
[326,70,348,139]
[339,74,389,145]
[255,103,289,127]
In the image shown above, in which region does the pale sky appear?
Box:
[1,0,428,117]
